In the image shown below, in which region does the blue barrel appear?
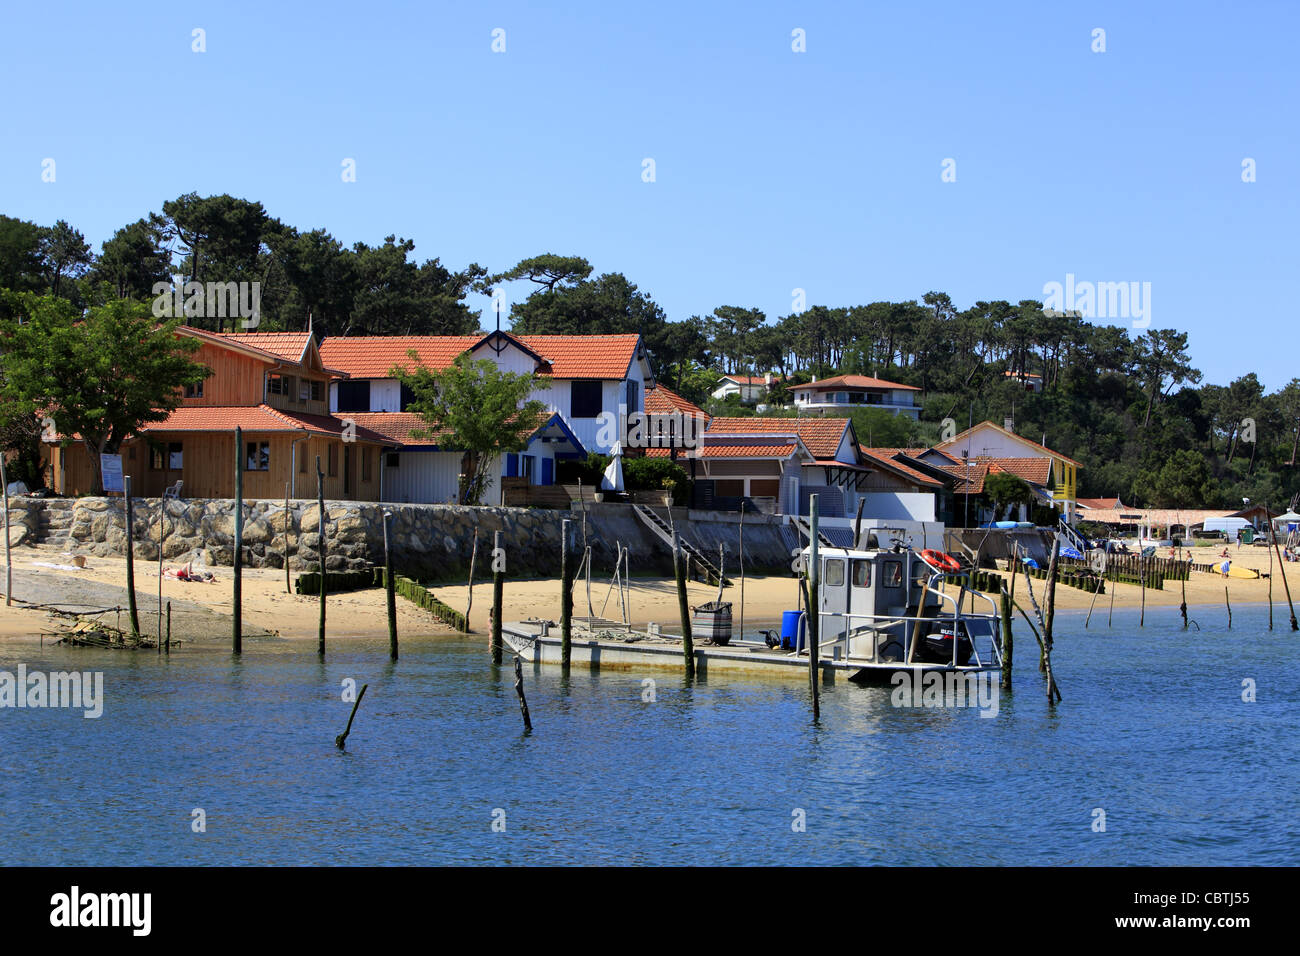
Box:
[781,610,802,650]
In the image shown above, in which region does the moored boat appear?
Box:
[503,521,1005,683]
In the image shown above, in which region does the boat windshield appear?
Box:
[882,560,903,587]
[852,559,871,587]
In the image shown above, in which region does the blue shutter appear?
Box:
[505,454,518,477]
[541,458,554,486]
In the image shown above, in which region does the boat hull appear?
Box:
[502,625,1000,682]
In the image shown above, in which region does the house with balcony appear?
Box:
[41,330,390,500]
[790,374,920,418]
[318,330,652,503]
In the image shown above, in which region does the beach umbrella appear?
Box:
[1060,545,1084,560]
[601,442,625,492]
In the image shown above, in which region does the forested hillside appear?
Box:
[3,198,1295,511]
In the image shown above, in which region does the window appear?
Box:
[361,448,371,482]
[570,380,602,418]
[852,560,872,588]
[299,449,307,473]
[150,442,183,470]
[882,560,903,588]
[245,442,269,471]
[522,454,535,482]
[385,452,400,469]
[328,443,338,477]
[336,380,371,412]
[310,380,324,402]
[399,382,415,411]
[267,374,288,397]
[824,559,845,588]
[184,380,204,399]
[298,380,311,403]
[624,379,641,413]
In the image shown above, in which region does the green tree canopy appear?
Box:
[0,294,208,493]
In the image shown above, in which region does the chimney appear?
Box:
[764,372,773,386]
[1004,417,1015,433]
[811,375,817,383]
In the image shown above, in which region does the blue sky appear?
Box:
[2,1,1295,389]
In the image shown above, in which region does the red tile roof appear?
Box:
[138,404,387,442]
[719,374,781,385]
[645,384,707,419]
[707,417,852,461]
[858,447,943,488]
[1077,497,1123,510]
[334,412,446,447]
[318,333,642,380]
[799,374,918,392]
[938,456,1053,493]
[215,332,312,363]
[697,443,797,459]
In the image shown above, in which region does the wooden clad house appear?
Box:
[41,330,389,500]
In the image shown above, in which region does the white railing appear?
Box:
[790,572,1003,669]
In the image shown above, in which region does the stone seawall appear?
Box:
[7,498,797,581]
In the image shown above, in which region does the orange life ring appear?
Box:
[920,549,961,573]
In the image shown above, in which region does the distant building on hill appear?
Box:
[711,373,781,403]
[790,374,921,419]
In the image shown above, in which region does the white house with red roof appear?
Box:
[711,373,782,403]
[791,374,921,419]
[317,330,652,503]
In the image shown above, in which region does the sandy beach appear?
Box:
[0,540,1292,643]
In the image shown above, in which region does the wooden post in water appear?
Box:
[165,600,171,654]
[334,682,368,750]
[1268,506,1298,630]
[1225,586,1232,628]
[999,584,1013,690]
[1041,538,1062,704]
[284,484,292,594]
[316,455,326,656]
[1085,576,1100,628]
[1180,572,1189,629]
[232,431,243,654]
[1268,523,1274,630]
[465,527,478,633]
[490,530,503,665]
[124,474,140,638]
[384,510,398,660]
[672,530,694,677]
[738,509,745,645]
[560,519,573,670]
[808,494,821,722]
[1108,575,1116,628]
[157,496,167,649]
[0,452,11,607]
[513,655,533,731]
[1138,553,1146,627]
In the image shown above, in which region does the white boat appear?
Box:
[504,524,1005,683]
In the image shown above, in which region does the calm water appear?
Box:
[1,605,1296,865]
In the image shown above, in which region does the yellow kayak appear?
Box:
[1227,566,1260,579]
